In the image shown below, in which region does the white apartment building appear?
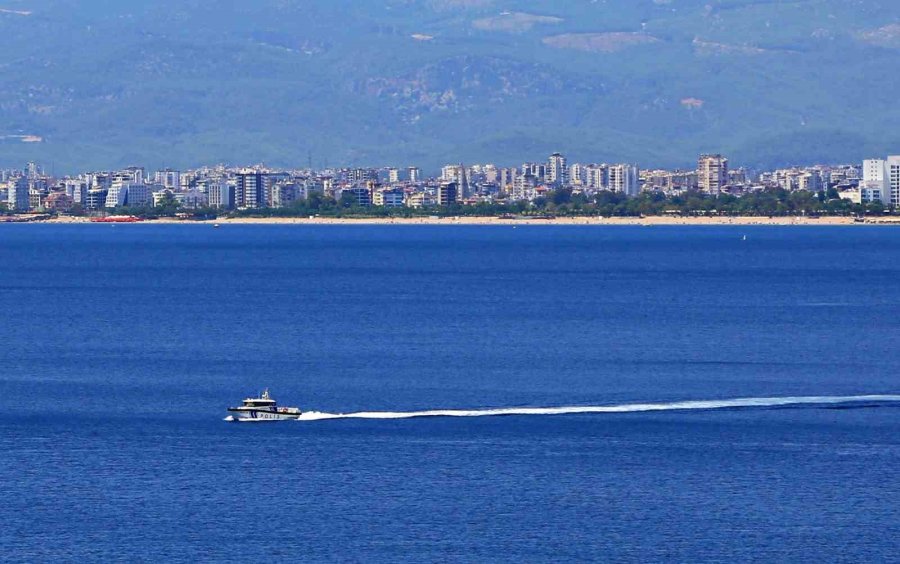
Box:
[698,154,728,195]
[569,163,588,186]
[104,182,152,208]
[608,164,640,196]
[586,164,609,191]
[208,181,235,209]
[373,188,405,207]
[441,165,462,183]
[859,157,900,205]
[547,153,568,186]
[798,172,823,192]
[860,159,887,202]
[888,156,900,206]
[6,176,29,211]
[65,180,88,204]
[155,169,181,189]
[104,183,128,208]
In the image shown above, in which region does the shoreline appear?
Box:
[8,215,899,226]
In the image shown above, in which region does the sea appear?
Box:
[1,224,899,562]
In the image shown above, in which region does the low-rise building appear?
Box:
[29,190,44,211]
[175,188,207,209]
[45,192,75,212]
[838,188,862,204]
[405,191,433,208]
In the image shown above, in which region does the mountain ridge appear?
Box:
[0,0,897,173]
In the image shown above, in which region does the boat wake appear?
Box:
[295,394,900,422]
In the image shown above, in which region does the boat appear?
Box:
[225,389,302,422]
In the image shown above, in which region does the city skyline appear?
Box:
[2,149,893,214]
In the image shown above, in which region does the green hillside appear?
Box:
[0,0,897,172]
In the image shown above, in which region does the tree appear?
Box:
[154,192,182,216]
[551,188,572,206]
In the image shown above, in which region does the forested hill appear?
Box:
[0,0,898,172]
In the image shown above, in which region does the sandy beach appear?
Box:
[28,215,900,226]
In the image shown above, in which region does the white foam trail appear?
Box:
[296,395,900,422]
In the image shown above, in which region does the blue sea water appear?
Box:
[1,224,899,562]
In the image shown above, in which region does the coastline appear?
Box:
[17,215,900,226]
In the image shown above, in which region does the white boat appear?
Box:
[225,389,302,422]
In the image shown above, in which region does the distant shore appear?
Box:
[22,215,900,226]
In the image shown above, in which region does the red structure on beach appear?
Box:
[90,215,143,223]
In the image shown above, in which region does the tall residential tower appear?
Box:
[547,152,568,186]
[698,154,729,195]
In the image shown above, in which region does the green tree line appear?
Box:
[57,187,888,219]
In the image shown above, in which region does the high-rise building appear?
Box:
[208,181,235,209]
[441,165,471,198]
[887,156,900,206]
[798,172,823,193]
[587,164,609,190]
[85,189,108,211]
[569,163,588,186]
[155,169,181,189]
[458,164,471,199]
[521,163,546,181]
[87,173,111,191]
[863,159,886,186]
[65,180,88,205]
[438,182,458,206]
[270,183,299,208]
[547,152,568,186]
[104,182,152,208]
[441,165,462,183]
[512,174,538,201]
[483,165,499,184]
[120,166,145,184]
[126,183,152,207]
[235,170,265,208]
[388,168,400,184]
[7,176,29,211]
[347,168,377,185]
[608,164,640,197]
[498,168,517,192]
[698,154,728,195]
[407,167,421,183]
[861,157,900,204]
[104,183,128,208]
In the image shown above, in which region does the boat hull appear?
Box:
[226,408,301,422]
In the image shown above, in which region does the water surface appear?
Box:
[1,225,898,561]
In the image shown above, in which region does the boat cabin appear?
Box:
[241,389,276,408]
